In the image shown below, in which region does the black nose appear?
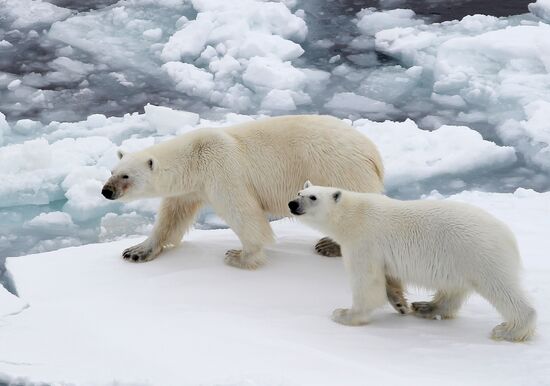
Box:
[288,200,299,212]
[102,187,114,200]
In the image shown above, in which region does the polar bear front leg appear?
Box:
[333,251,387,326]
[122,196,202,262]
[210,194,274,270]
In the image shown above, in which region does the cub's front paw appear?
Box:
[122,241,159,263]
[331,308,369,326]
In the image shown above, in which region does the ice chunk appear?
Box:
[357,8,424,36]
[238,33,304,61]
[0,112,10,145]
[25,211,76,236]
[243,56,307,91]
[161,16,214,61]
[353,118,517,193]
[142,28,163,41]
[13,119,42,135]
[325,92,398,118]
[498,100,550,171]
[0,40,13,49]
[1,0,71,29]
[143,104,200,134]
[260,90,297,111]
[99,212,153,242]
[162,62,215,97]
[529,0,550,23]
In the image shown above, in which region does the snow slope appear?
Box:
[0,190,548,385]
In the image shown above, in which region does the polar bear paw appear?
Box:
[411,301,443,319]
[224,249,265,270]
[331,308,370,326]
[315,237,341,257]
[491,322,533,342]
[122,241,160,263]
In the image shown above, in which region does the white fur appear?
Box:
[293,184,537,342]
[105,115,384,268]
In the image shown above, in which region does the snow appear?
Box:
[1,190,549,385]
[0,284,27,318]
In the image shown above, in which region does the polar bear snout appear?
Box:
[102,186,115,200]
[101,176,127,201]
[101,182,121,200]
[288,200,303,215]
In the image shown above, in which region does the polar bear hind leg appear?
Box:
[210,191,274,270]
[473,282,536,342]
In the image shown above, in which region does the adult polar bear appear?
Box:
[289,183,537,341]
[102,114,382,266]
[101,115,406,312]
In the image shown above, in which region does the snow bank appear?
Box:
[1,191,549,385]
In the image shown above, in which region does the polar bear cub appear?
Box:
[289,182,536,342]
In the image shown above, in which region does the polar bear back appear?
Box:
[224,115,384,217]
[341,193,521,290]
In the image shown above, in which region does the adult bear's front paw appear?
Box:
[122,241,159,263]
[224,249,265,270]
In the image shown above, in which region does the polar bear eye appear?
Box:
[310,195,317,201]
[122,175,129,179]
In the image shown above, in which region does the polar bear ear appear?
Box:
[117,149,125,160]
[303,180,312,189]
[333,191,341,203]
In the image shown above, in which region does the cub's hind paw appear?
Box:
[491,322,533,342]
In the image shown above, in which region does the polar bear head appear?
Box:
[288,181,342,231]
[101,150,158,201]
